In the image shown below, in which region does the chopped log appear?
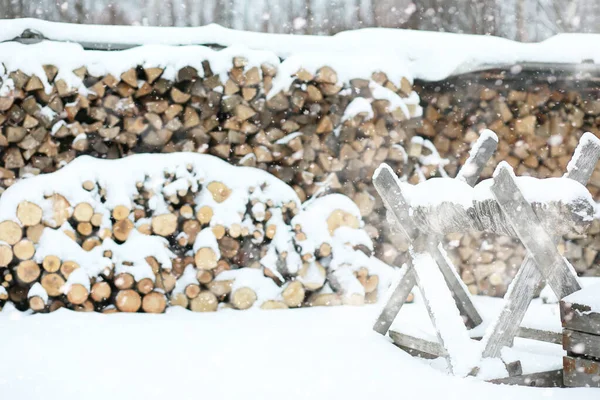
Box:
[17,201,43,226]
[42,255,61,272]
[282,281,305,307]
[50,194,70,227]
[136,278,154,295]
[116,289,141,312]
[66,284,89,305]
[0,245,13,267]
[26,224,45,243]
[115,273,135,290]
[13,239,34,260]
[142,292,167,313]
[196,206,213,224]
[91,281,111,302]
[260,300,289,310]
[231,287,257,310]
[207,181,231,203]
[170,293,189,308]
[152,213,178,236]
[185,283,201,299]
[190,290,218,312]
[73,203,94,222]
[60,261,79,279]
[195,248,218,270]
[112,205,130,221]
[113,219,134,241]
[196,269,213,284]
[0,220,23,245]
[29,295,46,312]
[41,273,65,297]
[15,260,40,284]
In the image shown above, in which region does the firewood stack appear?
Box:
[0,153,395,313]
[0,43,428,297]
[417,75,600,296]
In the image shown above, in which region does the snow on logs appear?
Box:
[0,40,425,298]
[0,153,396,313]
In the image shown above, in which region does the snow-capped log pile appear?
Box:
[0,153,396,313]
[0,40,428,294]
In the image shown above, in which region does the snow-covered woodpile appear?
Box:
[0,40,427,297]
[417,74,600,296]
[0,153,395,313]
[2,24,600,300]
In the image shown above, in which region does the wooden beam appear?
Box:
[563,329,600,359]
[428,241,482,329]
[489,369,564,387]
[517,327,562,345]
[491,166,581,301]
[373,266,417,335]
[563,356,600,388]
[560,300,600,337]
[389,330,447,359]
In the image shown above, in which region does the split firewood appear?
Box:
[112,205,130,221]
[41,273,65,296]
[260,300,289,310]
[60,261,79,279]
[15,260,40,284]
[195,248,218,269]
[17,201,43,226]
[152,213,178,236]
[91,281,111,302]
[115,273,135,290]
[43,255,61,272]
[136,278,154,295]
[66,284,89,305]
[189,290,218,312]
[116,289,141,312]
[0,220,22,245]
[13,239,34,260]
[231,287,257,310]
[0,245,13,267]
[142,292,167,313]
[281,281,305,307]
[73,203,94,222]
[113,219,134,241]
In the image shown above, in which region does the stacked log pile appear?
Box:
[0,43,427,294]
[0,153,395,313]
[1,40,599,298]
[417,72,600,296]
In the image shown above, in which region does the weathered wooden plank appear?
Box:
[489,369,564,387]
[563,132,600,184]
[481,135,600,357]
[456,130,498,187]
[372,164,483,334]
[563,329,600,359]
[429,241,482,329]
[373,266,417,334]
[389,330,447,359]
[491,165,581,300]
[517,327,562,345]
[560,300,600,337]
[563,356,600,388]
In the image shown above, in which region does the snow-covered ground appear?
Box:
[1,285,599,400]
